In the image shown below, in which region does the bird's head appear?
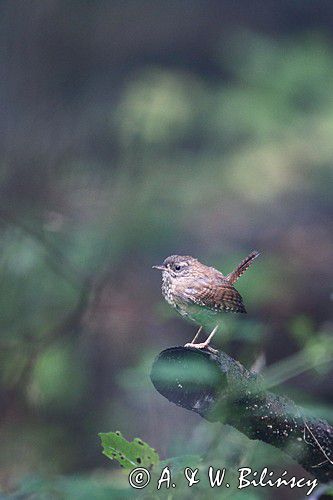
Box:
[152,255,197,279]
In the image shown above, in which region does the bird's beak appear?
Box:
[152,265,166,270]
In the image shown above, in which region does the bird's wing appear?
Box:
[185,279,246,313]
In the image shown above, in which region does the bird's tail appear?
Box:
[226,250,260,285]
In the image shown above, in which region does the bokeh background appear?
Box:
[0,1,332,498]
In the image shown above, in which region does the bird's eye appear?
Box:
[174,264,181,271]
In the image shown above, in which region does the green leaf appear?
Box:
[98,431,159,470]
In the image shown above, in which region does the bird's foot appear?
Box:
[184,342,218,355]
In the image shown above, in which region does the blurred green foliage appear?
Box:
[0,2,332,498]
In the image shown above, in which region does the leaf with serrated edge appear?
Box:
[99,431,159,470]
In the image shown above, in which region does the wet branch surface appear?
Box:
[150,347,333,483]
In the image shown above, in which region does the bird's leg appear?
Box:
[190,325,202,344]
[184,325,219,354]
[203,325,219,347]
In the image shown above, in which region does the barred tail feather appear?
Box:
[227,250,260,285]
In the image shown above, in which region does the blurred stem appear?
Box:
[0,208,84,290]
[262,339,333,390]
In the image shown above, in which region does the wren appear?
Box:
[153,251,259,353]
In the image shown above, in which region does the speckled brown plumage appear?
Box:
[153,251,259,352]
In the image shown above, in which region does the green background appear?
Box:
[0,1,332,498]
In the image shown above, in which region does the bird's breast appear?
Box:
[161,274,190,309]
[161,274,176,306]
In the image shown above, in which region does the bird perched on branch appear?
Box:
[153,251,260,353]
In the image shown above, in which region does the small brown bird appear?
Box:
[153,251,259,353]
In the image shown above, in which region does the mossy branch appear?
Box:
[150,347,333,483]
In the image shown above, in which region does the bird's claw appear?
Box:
[184,342,219,355]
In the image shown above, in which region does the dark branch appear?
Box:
[150,347,333,483]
